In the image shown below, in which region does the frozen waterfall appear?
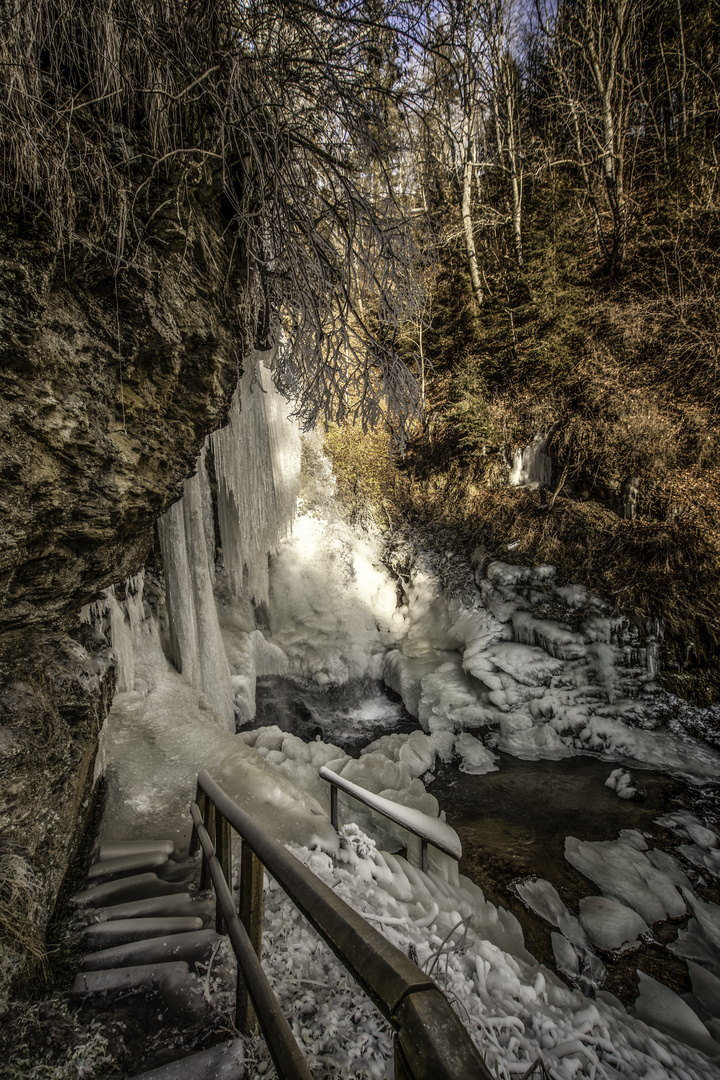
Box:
[509,431,553,488]
[157,446,234,728]
[211,354,300,611]
[156,353,301,729]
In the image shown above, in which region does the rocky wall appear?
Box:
[0,167,244,994]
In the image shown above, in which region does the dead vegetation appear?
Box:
[0,0,421,433]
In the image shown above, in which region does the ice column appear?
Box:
[157,448,235,729]
[211,352,301,611]
[81,572,147,694]
[509,432,552,489]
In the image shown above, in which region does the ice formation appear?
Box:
[157,449,235,728]
[509,432,553,489]
[384,555,720,780]
[211,354,300,611]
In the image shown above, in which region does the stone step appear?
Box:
[87,852,170,881]
[71,873,189,909]
[83,917,204,949]
[96,840,176,861]
[90,893,213,923]
[71,962,211,1022]
[72,960,192,998]
[82,930,220,971]
[128,1038,245,1079]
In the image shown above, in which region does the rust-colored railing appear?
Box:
[189,769,493,1080]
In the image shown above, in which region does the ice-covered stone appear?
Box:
[634,971,720,1056]
[578,896,649,951]
[454,732,498,775]
[564,835,686,924]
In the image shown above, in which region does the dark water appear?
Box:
[431,752,720,1003]
[250,675,417,755]
[249,676,720,1005]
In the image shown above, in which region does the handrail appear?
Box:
[189,801,313,1080]
[191,768,494,1080]
[319,764,462,871]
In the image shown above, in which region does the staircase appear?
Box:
[69,839,245,1079]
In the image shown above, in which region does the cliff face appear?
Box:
[0,173,241,631]
[0,172,243,994]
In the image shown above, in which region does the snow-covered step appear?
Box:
[87,852,170,881]
[90,893,213,923]
[83,917,204,948]
[154,860,197,885]
[72,960,193,998]
[96,840,176,861]
[70,873,189,908]
[82,929,220,971]
[71,961,211,1022]
[128,1038,245,1079]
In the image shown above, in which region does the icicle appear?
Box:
[158,449,235,730]
[211,354,301,612]
[509,433,552,489]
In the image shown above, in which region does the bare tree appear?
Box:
[537,0,646,276]
[0,0,424,434]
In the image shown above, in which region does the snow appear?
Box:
[577,896,649,952]
[564,835,687,925]
[318,764,462,858]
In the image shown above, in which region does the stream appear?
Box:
[249,672,720,1007]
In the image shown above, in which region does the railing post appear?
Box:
[330,782,338,832]
[214,811,232,934]
[394,1036,414,1080]
[421,840,429,874]
[200,797,216,892]
[189,782,205,856]
[237,839,264,1035]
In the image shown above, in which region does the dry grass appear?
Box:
[0,847,48,1006]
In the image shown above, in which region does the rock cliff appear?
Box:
[0,171,243,994]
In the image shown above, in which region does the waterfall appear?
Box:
[157,447,235,729]
[211,354,301,612]
[156,352,301,728]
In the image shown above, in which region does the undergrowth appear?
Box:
[0,848,48,1011]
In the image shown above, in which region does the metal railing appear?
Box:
[189,768,493,1080]
[319,764,461,873]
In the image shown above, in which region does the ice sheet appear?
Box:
[564,834,686,925]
